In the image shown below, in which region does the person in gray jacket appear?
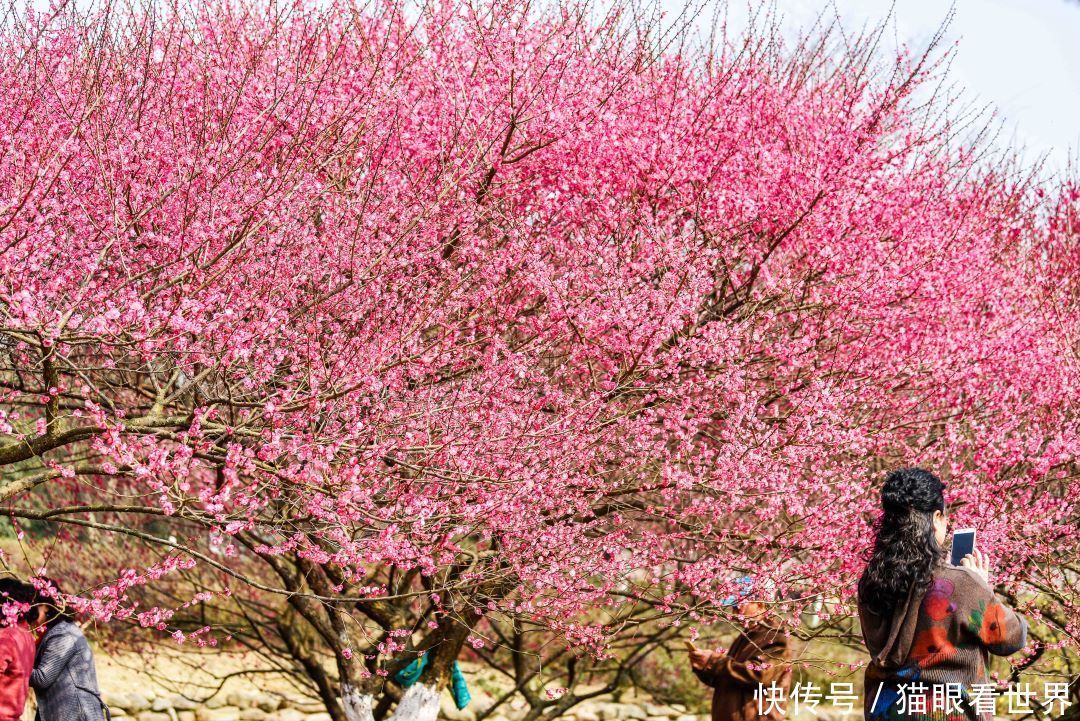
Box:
[30,581,108,721]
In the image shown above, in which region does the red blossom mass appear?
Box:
[0,0,1076,715]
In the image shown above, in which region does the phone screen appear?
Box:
[950,528,977,566]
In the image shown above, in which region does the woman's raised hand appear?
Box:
[686,641,715,671]
[961,547,992,586]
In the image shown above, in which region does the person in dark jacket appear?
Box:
[688,577,792,721]
[857,468,1027,721]
[30,580,107,721]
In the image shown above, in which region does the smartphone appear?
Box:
[950,528,977,566]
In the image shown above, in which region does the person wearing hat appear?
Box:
[687,576,793,721]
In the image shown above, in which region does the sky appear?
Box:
[687,0,1080,176]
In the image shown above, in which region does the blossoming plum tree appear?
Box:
[0,0,1076,719]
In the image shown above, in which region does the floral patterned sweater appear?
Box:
[858,562,1028,721]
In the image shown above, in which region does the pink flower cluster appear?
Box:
[0,0,1074,656]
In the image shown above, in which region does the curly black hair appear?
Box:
[857,467,947,617]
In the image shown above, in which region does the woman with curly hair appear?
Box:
[857,467,1027,721]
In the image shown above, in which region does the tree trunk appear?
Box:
[341,683,377,721]
[387,684,441,721]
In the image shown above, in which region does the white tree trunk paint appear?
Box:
[341,684,375,721]
[388,683,440,721]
